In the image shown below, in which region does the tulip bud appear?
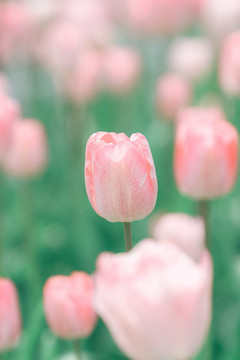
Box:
[219,30,240,95]
[85,132,158,222]
[0,278,21,352]
[174,107,239,199]
[0,95,20,159]
[2,119,48,178]
[152,213,205,261]
[155,73,192,121]
[102,46,142,94]
[167,37,213,82]
[94,239,212,360]
[43,272,97,339]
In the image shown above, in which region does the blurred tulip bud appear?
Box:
[0,278,21,352]
[155,73,192,121]
[43,272,97,339]
[0,95,20,159]
[152,213,205,261]
[94,239,212,360]
[2,119,48,178]
[85,132,158,222]
[102,46,142,94]
[167,37,214,82]
[174,107,239,199]
[219,31,240,95]
[120,0,194,35]
[201,0,240,42]
[65,48,102,104]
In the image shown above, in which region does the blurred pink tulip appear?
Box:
[174,107,239,199]
[94,239,212,360]
[102,46,142,94]
[65,48,103,103]
[167,37,213,82]
[0,278,21,352]
[201,0,240,41]
[85,132,157,222]
[0,73,10,95]
[2,119,48,178]
[152,213,205,261]
[155,73,192,121]
[219,30,240,95]
[121,0,194,35]
[0,95,20,159]
[0,1,31,62]
[43,272,97,339]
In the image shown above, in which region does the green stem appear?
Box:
[73,340,82,360]
[123,222,133,252]
[198,200,212,360]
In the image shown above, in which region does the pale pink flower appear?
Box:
[120,0,194,35]
[0,95,20,159]
[2,119,48,178]
[219,30,240,95]
[0,278,21,352]
[155,73,192,121]
[94,239,212,360]
[85,132,157,222]
[43,272,97,339]
[102,46,142,94]
[167,37,214,82]
[152,213,205,261]
[174,107,239,199]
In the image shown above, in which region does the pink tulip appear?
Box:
[85,132,157,222]
[0,278,21,352]
[120,0,194,35]
[152,213,205,261]
[219,30,240,95]
[94,239,212,360]
[0,95,20,160]
[167,37,213,82]
[155,73,192,121]
[43,272,97,339]
[102,46,142,94]
[174,107,239,199]
[2,119,48,178]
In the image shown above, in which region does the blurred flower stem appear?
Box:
[20,180,41,309]
[73,340,82,360]
[198,200,212,360]
[123,223,133,251]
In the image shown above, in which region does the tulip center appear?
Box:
[101,134,116,144]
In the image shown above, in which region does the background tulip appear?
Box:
[2,119,48,178]
[0,278,21,352]
[94,239,212,360]
[174,107,239,199]
[43,272,97,339]
[85,132,157,223]
[152,213,205,261]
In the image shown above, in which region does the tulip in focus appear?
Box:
[155,73,192,121]
[174,107,239,199]
[0,278,21,352]
[43,272,97,339]
[0,95,20,160]
[94,239,212,360]
[85,132,158,222]
[167,37,213,82]
[2,119,48,178]
[219,30,240,95]
[152,213,205,261]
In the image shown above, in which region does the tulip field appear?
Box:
[1,1,240,360]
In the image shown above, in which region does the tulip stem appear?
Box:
[73,340,82,360]
[123,222,133,251]
[198,200,210,251]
